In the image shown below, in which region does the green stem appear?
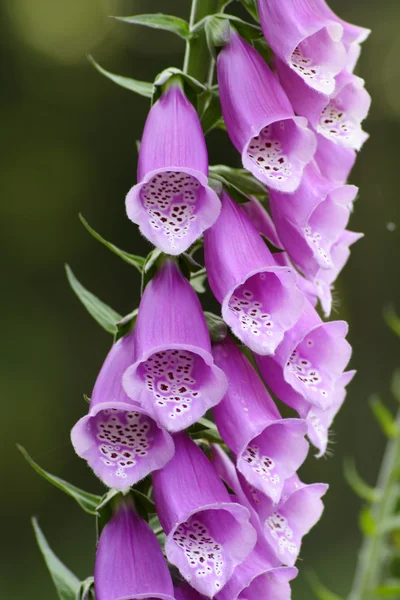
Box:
[349,409,400,600]
[183,0,220,82]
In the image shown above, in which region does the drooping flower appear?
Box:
[125,83,220,254]
[258,0,356,95]
[204,192,304,355]
[269,161,358,280]
[259,357,355,455]
[123,259,227,432]
[217,31,316,192]
[257,300,352,411]
[314,132,356,184]
[94,499,175,600]
[212,337,309,503]
[152,433,257,598]
[212,445,328,567]
[71,333,174,490]
[275,59,371,151]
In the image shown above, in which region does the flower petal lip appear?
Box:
[257,0,347,95]
[123,260,228,432]
[153,434,257,598]
[212,338,309,502]
[125,84,221,255]
[217,31,316,193]
[95,502,175,600]
[71,400,175,491]
[204,192,304,355]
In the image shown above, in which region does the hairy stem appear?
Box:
[349,408,400,600]
[183,0,220,82]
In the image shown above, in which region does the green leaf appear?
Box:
[18,445,101,515]
[307,572,343,600]
[65,264,122,334]
[344,457,382,503]
[80,215,145,272]
[32,518,80,600]
[141,248,163,294]
[153,67,206,104]
[359,506,377,537]
[205,15,231,58]
[198,90,223,135]
[222,14,262,42]
[114,13,190,39]
[115,308,139,341]
[77,577,95,600]
[88,55,153,98]
[132,489,157,520]
[204,311,228,343]
[190,268,207,294]
[370,395,399,438]
[96,489,121,538]
[210,165,267,197]
[240,0,259,21]
[384,305,400,338]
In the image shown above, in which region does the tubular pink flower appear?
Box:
[125,85,220,254]
[153,433,257,598]
[123,260,227,432]
[94,500,175,600]
[276,60,371,151]
[71,334,174,490]
[314,133,356,184]
[256,353,355,456]
[257,300,352,411]
[217,32,316,192]
[269,162,358,276]
[212,445,328,567]
[258,0,348,95]
[204,192,304,355]
[174,583,206,600]
[212,338,309,503]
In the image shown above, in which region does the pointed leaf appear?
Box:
[370,395,399,438]
[240,0,259,21]
[96,489,121,538]
[190,268,207,294]
[77,577,95,600]
[114,14,190,39]
[141,248,163,294]
[65,265,121,334]
[18,445,101,515]
[88,55,153,98]
[307,572,344,600]
[205,15,231,58]
[80,215,145,272]
[115,308,139,341]
[32,518,80,600]
[223,14,262,42]
[344,457,382,503]
[210,165,267,196]
[198,90,223,135]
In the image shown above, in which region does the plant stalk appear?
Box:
[183,0,220,82]
[349,408,400,600]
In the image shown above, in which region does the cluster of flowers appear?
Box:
[71,1,370,598]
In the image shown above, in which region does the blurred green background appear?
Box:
[2,0,400,597]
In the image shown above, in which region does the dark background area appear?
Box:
[1,0,399,597]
